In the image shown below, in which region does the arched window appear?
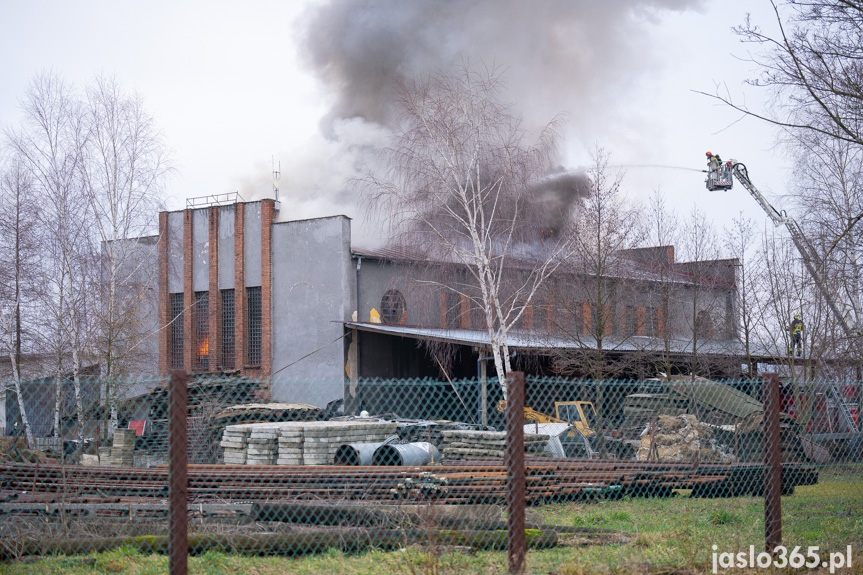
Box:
[381,289,407,324]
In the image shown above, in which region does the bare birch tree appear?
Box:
[0,158,40,447]
[5,72,92,440]
[724,212,762,382]
[4,72,169,440]
[367,66,572,396]
[81,74,169,431]
[706,1,863,147]
[679,206,724,378]
[756,226,826,380]
[646,189,681,376]
[551,149,645,380]
[783,129,863,376]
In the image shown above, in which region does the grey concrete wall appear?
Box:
[91,236,161,377]
[167,212,183,293]
[193,209,209,292]
[218,206,235,290]
[127,236,160,375]
[354,257,739,343]
[244,203,262,287]
[356,259,441,327]
[270,216,352,407]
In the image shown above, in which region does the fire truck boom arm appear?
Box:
[728,160,859,339]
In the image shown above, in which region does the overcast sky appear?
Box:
[1,0,790,250]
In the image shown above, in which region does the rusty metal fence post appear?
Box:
[505,371,526,575]
[169,370,188,575]
[762,373,782,553]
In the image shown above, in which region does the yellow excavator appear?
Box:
[497,400,597,437]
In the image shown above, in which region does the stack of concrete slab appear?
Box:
[220,425,251,465]
[440,430,550,460]
[110,429,136,466]
[220,420,399,466]
[299,421,399,465]
[246,425,280,465]
[98,446,112,466]
[277,427,304,466]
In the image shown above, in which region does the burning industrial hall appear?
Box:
[4,133,863,566]
[3,141,863,570]
[4,16,863,568]
[1,181,861,566]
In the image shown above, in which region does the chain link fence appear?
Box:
[1,372,860,573]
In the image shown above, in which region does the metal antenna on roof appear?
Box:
[272,156,281,211]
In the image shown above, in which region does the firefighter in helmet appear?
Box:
[790,312,804,357]
[706,151,721,172]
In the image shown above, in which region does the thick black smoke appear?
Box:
[530,167,592,232]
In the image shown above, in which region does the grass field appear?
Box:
[2,465,862,574]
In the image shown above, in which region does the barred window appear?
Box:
[221,289,235,369]
[646,307,658,337]
[194,291,209,371]
[247,286,262,366]
[380,289,406,324]
[170,293,184,369]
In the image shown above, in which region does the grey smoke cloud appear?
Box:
[530,166,592,232]
[255,0,705,246]
[300,0,705,135]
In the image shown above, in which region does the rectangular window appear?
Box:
[194,291,209,371]
[624,306,637,337]
[544,302,556,333]
[581,303,591,334]
[645,307,657,337]
[593,305,615,336]
[170,293,184,369]
[221,289,235,369]
[442,291,460,327]
[247,286,262,366]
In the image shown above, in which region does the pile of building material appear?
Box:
[220,426,251,465]
[246,425,281,465]
[220,420,398,466]
[277,427,304,465]
[636,414,736,463]
[296,421,399,465]
[107,429,136,466]
[440,430,550,460]
[1,459,820,504]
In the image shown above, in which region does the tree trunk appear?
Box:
[7,342,34,448]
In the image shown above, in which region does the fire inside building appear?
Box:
[134,196,769,411]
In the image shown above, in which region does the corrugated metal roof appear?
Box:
[341,321,780,358]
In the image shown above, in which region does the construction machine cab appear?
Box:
[705,152,734,191]
[554,401,597,436]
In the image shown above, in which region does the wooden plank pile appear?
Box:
[440,430,550,460]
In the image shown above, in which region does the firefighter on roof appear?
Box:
[790,312,804,357]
